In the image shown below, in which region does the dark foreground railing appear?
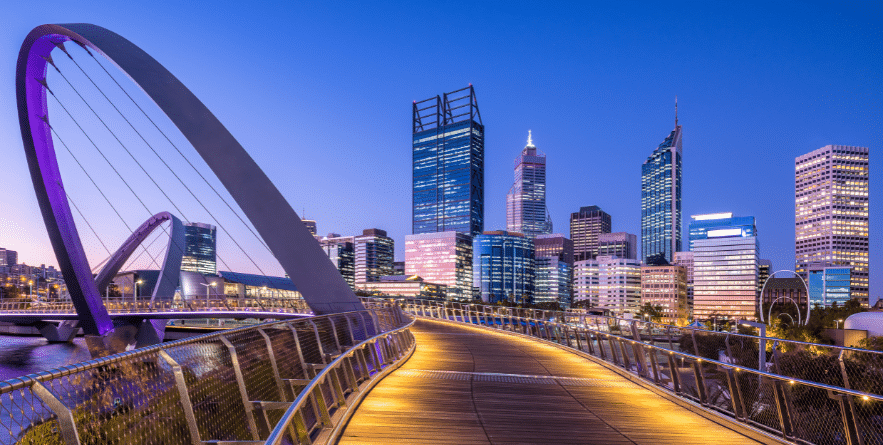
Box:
[0,306,412,445]
[376,298,883,445]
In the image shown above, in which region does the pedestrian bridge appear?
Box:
[1,300,881,445]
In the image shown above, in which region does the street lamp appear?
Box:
[135,279,144,302]
[836,319,844,330]
[28,280,33,298]
[199,282,217,307]
[739,319,767,372]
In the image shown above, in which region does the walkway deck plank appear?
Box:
[337,319,765,445]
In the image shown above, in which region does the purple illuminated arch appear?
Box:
[16,24,363,337]
[94,212,184,308]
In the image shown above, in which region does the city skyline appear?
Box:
[0,2,879,302]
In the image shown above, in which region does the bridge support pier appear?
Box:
[84,319,168,357]
[34,320,80,343]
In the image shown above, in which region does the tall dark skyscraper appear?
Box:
[507,131,551,237]
[570,206,611,262]
[641,104,682,264]
[182,222,217,275]
[412,85,484,237]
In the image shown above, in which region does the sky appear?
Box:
[0,1,880,300]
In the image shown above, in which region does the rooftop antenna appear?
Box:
[526,130,534,147]
[675,96,679,127]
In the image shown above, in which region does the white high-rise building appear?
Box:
[673,251,695,316]
[405,231,473,301]
[693,221,759,321]
[795,145,869,306]
[574,255,641,316]
[506,131,552,237]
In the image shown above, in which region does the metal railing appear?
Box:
[0,306,411,445]
[384,298,883,445]
[0,296,312,315]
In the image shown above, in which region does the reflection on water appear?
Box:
[0,335,92,381]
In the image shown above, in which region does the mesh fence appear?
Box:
[398,298,883,445]
[0,307,405,445]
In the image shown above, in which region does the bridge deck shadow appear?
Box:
[336,318,767,445]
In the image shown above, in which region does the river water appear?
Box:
[0,335,92,381]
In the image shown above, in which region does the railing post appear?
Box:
[667,353,681,394]
[287,321,312,380]
[828,390,863,445]
[258,328,288,402]
[308,319,328,364]
[692,359,708,405]
[158,350,202,445]
[772,379,795,440]
[619,339,631,370]
[647,346,661,383]
[219,335,261,440]
[32,382,81,445]
[724,368,746,420]
[607,335,619,365]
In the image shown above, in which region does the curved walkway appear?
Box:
[337,318,770,445]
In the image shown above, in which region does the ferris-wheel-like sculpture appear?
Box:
[16,24,363,349]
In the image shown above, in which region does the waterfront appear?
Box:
[0,335,91,381]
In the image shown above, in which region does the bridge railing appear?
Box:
[360,298,883,399]
[0,295,312,315]
[381,298,883,445]
[0,306,412,445]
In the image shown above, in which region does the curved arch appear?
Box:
[94,212,184,309]
[759,270,809,325]
[17,24,362,335]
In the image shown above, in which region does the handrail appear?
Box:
[387,298,883,445]
[264,316,416,444]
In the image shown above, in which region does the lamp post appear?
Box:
[199,282,217,307]
[135,279,143,303]
[28,280,33,299]
[835,319,844,330]
[739,319,767,372]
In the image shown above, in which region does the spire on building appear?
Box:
[526,130,535,148]
[675,96,678,127]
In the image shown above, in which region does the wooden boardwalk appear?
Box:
[336,318,769,445]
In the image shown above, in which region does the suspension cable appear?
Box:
[48,122,163,270]
[59,52,270,277]
[83,50,275,254]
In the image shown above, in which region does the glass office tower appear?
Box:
[688,213,757,250]
[320,235,355,289]
[473,231,535,304]
[692,214,759,321]
[405,231,473,301]
[413,86,484,237]
[795,145,869,306]
[570,206,612,262]
[507,131,551,237]
[808,266,851,307]
[533,234,574,308]
[181,222,217,275]
[354,229,395,285]
[641,118,682,264]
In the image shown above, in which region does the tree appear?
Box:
[638,303,665,322]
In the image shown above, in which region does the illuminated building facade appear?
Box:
[692,214,758,321]
[405,231,473,301]
[808,266,851,308]
[574,255,641,316]
[473,231,534,304]
[507,131,551,237]
[570,206,611,261]
[597,232,637,260]
[795,145,869,306]
[673,251,694,314]
[358,275,446,300]
[533,234,574,308]
[640,264,688,324]
[641,116,682,264]
[354,229,394,284]
[412,85,484,237]
[319,234,355,289]
[181,222,217,275]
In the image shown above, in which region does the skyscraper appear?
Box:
[570,206,611,262]
[181,222,217,275]
[795,145,869,306]
[597,232,638,260]
[533,234,574,308]
[354,229,395,285]
[412,85,484,237]
[473,231,534,304]
[301,220,317,237]
[319,234,355,289]
[573,255,641,316]
[405,231,473,301]
[692,214,758,321]
[507,131,551,237]
[640,264,688,324]
[641,107,682,264]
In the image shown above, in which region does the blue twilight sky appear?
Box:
[0,1,879,300]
